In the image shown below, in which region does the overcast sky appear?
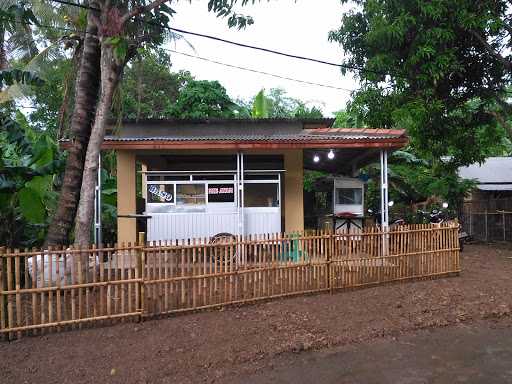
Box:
[167,0,357,116]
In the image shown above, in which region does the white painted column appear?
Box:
[380,149,389,255]
[94,152,102,246]
[240,152,245,238]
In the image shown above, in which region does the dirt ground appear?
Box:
[1,244,512,384]
[227,321,512,384]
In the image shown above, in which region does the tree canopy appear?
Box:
[329,0,510,167]
[169,79,238,119]
[120,50,192,120]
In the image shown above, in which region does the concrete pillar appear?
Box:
[117,150,137,244]
[141,163,147,200]
[284,149,304,232]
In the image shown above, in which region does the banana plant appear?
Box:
[0,113,63,247]
[252,89,269,118]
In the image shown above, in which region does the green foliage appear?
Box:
[207,0,256,29]
[28,57,73,136]
[247,88,324,118]
[303,170,327,192]
[363,148,476,220]
[0,111,63,247]
[105,36,129,62]
[120,51,193,120]
[99,152,118,245]
[169,79,238,119]
[294,103,323,119]
[0,69,44,88]
[252,89,268,118]
[0,1,40,62]
[329,0,509,167]
[333,109,362,128]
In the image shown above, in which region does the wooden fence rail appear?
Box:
[0,223,460,340]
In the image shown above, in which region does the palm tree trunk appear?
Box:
[46,10,101,246]
[0,26,7,70]
[74,46,123,248]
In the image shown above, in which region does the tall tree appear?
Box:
[46,3,102,246]
[328,0,509,167]
[73,0,257,247]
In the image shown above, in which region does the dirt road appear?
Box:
[1,244,512,383]
[227,321,512,384]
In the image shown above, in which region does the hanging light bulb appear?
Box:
[313,154,320,163]
[327,149,335,160]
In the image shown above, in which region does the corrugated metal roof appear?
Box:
[115,117,336,126]
[103,128,406,142]
[477,184,512,191]
[458,157,512,185]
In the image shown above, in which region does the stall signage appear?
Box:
[148,185,174,203]
[208,184,235,203]
[208,186,234,194]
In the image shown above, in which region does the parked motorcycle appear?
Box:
[417,203,468,251]
[367,201,406,228]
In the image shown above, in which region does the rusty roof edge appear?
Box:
[109,117,336,126]
[305,127,407,137]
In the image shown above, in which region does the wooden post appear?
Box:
[485,209,489,242]
[503,211,506,241]
[0,247,6,340]
[137,232,145,321]
[469,208,472,238]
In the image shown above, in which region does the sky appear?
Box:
[167,0,358,116]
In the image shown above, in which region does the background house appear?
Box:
[458,157,512,241]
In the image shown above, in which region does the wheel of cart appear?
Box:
[209,232,239,266]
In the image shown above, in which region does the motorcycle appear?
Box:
[417,203,468,251]
[367,201,406,228]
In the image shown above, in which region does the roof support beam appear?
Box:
[85,140,407,151]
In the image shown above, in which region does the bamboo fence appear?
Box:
[0,223,460,340]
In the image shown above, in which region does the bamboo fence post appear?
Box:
[5,249,13,340]
[55,247,62,331]
[14,249,21,339]
[85,245,91,321]
[0,247,6,341]
[327,230,332,294]
[137,232,145,321]
[192,237,197,309]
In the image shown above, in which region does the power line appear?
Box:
[166,27,345,69]
[50,0,99,11]
[16,105,39,109]
[165,49,354,92]
[12,19,357,92]
[46,0,372,74]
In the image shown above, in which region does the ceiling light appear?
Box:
[327,150,335,160]
[313,154,320,163]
